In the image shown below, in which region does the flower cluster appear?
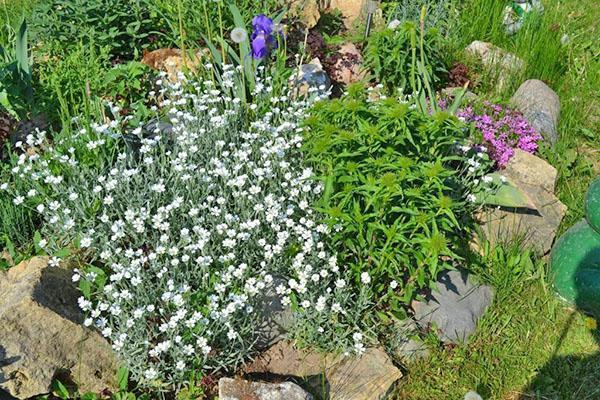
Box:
[251,14,277,59]
[457,101,542,167]
[2,68,370,389]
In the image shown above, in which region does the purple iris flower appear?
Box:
[251,14,277,60]
[252,14,274,35]
[251,33,270,59]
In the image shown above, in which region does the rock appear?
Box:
[413,270,494,344]
[218,378,313,400]
[141,48,209,82]
[244,340,342,377]
[246,343,401,400]
[465,41,524,90]
[289,0,321,29]
[465,391,484,400]
[510,79,560,145]
[331,43,368,86]
[0,257,118,399]
[478,149,567,255]
[326,348,402,400]
[290,59,331,98]
[327,0,368,29]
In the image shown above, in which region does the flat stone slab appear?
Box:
[478,149,567,255]
[0,257,118,399]
[326,348,402,400]
[413,270,494,344]
[245,343,402,400]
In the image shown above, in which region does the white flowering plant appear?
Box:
[1,67,373,390]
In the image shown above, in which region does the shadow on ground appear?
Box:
[520,248,600,399]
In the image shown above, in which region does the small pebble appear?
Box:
[465,391,483,400]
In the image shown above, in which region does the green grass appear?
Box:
[395,244,600,400]
[394,0,600,398]
[450,0,599,228]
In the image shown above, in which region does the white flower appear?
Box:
[144,368,158,380]
[467,194,477,203]
[390,280,398,289]
[48,257,61,267]
[80,237,92,248]
[151,182,166,193]
[38,239,48,248]
[360,272,371,285]
[387,19,401,30]
[230,27,248,43]
[13,196,24,205]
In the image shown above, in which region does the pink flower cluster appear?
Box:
[457,102,542,167]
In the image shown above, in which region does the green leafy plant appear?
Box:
[202,3,289,102]
[37,42,112,122]
[0,19,34,119]
[44,368,147,400]
[303,85,479,311]
[31,0,171,61]
[103,61,155,124]
[364,19,447,94]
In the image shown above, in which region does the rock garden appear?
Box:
[0,0,598,399]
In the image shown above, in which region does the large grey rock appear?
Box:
[291,60,331,98]
[510,79,560,145]
[218,378,313,400]
[245,343,401,400]
[478,149,567,255]
[465,41,525,91]
[413,270,494,344]
[0,257,118,399]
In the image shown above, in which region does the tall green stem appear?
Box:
[177,0,187,69]
[217,1,226,63]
